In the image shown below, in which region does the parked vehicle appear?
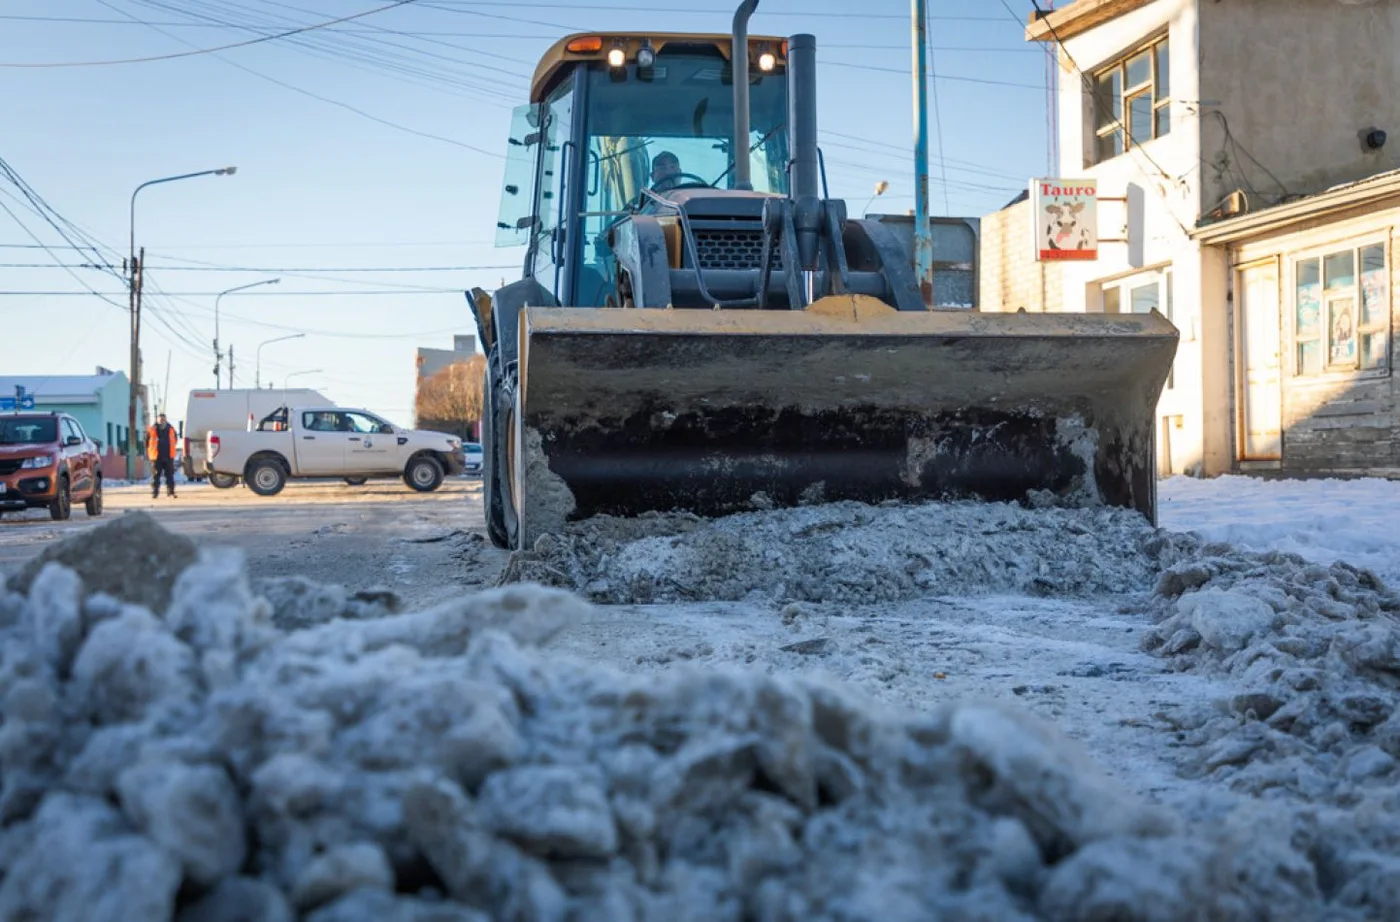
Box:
[183,387,332,487]
[206,406,465,496]
[463,442,483,476]
[0,412,104,520]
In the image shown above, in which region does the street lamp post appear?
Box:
[215,278,280,388]
[126,166,237,479]
[256,333,306,389]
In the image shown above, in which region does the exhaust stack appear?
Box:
[731,0,759,191]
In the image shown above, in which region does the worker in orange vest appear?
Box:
[146,412,179,499]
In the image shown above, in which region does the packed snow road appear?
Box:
[2,473,1399,919]
[0,478,501,610]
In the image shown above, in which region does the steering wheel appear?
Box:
[652,172,713,192]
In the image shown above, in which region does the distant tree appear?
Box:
[414,355,486,438]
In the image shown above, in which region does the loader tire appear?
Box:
[481,359,514,550]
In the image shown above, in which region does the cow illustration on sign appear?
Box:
[1031,179,1099,262]
[1045,201,1091,252]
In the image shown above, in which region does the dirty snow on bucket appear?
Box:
[501,498,1193,604]
[3,510,1385,921]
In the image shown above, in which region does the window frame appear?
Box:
[1090,34,1170,166]
[1097,267,1176,389]
[1288,235,1391,382]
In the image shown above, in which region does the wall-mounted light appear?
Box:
[607,41,627,69]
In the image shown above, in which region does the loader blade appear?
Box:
[513,295,1179,547]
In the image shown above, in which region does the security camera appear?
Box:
[1365,128,1387,150]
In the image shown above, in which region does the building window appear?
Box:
[1293,241,1389,377]
[1091,36,1170,165]
[1099,268,1175,388]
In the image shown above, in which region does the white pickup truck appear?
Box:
[207,406,466,496]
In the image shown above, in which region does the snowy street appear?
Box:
[3,473,1399,918]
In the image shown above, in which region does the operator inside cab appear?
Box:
[650,150,683,191]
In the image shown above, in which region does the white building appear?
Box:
[983,0,1400,478]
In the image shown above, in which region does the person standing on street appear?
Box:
[147,412,178,499]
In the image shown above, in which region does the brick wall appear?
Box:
[978,199,1065,313]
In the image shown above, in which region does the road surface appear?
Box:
[0,477,507,609]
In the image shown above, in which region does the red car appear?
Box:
[0,412,104,521]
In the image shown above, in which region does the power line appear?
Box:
[0,240,501,250]
[91,0,508,156]
[0,262,507,271]
[0,15,1040,51]
[420,1,1004,20]
[126,0,527,100]
[820,60,1042,91]
[925,5,951,214]
[0,0,422,67]
[0,290,467,296]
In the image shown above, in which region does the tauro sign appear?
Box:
[1031,179,1098,261]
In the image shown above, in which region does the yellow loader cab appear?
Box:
[469,1,1179,551]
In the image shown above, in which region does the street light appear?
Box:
[285,369,322,389]
[256,333,306,389]
[214,278,280,388]
[863,180,889,217]
[125,165,237,479]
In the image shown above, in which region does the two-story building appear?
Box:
[986,0,1400,479]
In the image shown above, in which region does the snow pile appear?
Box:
[0,512,1334,920]
[1138,545,1400,911]
[503,500,1185,604]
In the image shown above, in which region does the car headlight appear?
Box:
[20,455,53,469]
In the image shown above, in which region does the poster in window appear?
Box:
[1030,179,1098,261]
[1361,244,1387,327]
[1329,297,1357,366]
[1295,281,1321,338]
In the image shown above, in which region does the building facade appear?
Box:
[987,0,1400,478]
[0,369,143,475]
[415,334,479,380]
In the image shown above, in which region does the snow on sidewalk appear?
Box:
[1159,474,1400,586]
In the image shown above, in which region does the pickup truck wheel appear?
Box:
[209,472,238,489]
[404,455,444,492]
[246,459,287,496]
[344,476,369,486]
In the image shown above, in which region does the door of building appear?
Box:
[1237,259,1283,461]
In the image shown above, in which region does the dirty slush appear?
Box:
[3,504,1400,920]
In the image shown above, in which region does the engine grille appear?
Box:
[0,460,21,475]
[693,229,782,271]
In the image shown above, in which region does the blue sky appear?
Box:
[0,0,1056,426]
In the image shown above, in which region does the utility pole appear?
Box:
[126,246,145,480]
[228,344,235,387]
[163,349,172,416]
[126,165,237,475]
[911,0,934,306]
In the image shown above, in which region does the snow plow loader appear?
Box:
[468,5,1180,551]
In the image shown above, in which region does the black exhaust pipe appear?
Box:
[732,0,759,191]
[786,32,821,290]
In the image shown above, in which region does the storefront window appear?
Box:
[1294,241,1388,377]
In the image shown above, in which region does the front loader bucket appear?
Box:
[512,295,1179,547]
